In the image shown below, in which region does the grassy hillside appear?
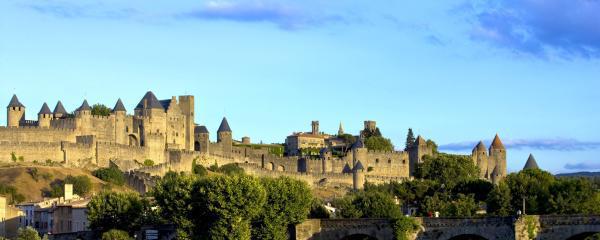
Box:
[0,163,133,203]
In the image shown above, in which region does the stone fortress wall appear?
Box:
[1,92,507,193]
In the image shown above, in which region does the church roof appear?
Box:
[113,98,126,112]
[474,141,487,152]
[491,134,505,149]
[353,161,365,171]
[217,117,232,132]
[53,101,68,115]
[523,154,539,170]
[195,125,209,134]
[38,103,52,115]
[77,100,91,111]
[8,95,24,108]
[135,91,164,110]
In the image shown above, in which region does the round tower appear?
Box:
[217,117,232,156]
[352,137,368,165]
[112,98,127,145]
[38,102,53,128]
[320,148,333,173]
[194,125,210,153]
[353,160,366,190]
[472,141,489,178]
[7,94,25,128]
[489,134,507,178]
[53,101,68,119]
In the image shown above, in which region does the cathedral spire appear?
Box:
[338,122,344,135]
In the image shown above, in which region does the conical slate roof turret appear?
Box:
[217,117,232,132]
[195,125,209,134]
[523,154,539,170]
[491,134,505,149]
[474,141,487,152]
[8,95,25,108]
[353,161,365,171]
[38,103,52,115]
[112,98,126,112]
[135,91,164,110]
[53,101,67,115]
[77,100,91,111]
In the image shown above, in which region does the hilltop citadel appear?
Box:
[1,91,520,192]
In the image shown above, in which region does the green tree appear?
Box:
[91,104,111,116]
[88,191,152,233]
[504,169,555,214]
[152,172,195,238]
[548,177,600,214]
[364,136,394,151]
[93,166,125,186]
[253,177,313,240]
[309,198,331,219]
[452,179,493,202]
[486,182,513,216]
[16,226,40,240]
[102,229,132,240]
[405,128,415,151]
[190,175,266,239]
[445,194,478,217]
[64,175,92,196]
[415,154,479,188]
[426,139,438,154]
[336,190,402,219]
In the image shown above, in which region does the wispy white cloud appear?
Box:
[440,138,600,152]
[176,0,349,30]
[466,0,600,58]
[24,1,138,20]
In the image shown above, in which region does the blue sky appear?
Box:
[1,0,599,174]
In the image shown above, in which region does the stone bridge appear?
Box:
[294,215,600,240]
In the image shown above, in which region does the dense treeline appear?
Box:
[87,167,314,240]
[352,153,600,217]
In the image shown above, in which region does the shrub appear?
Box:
[18,156,24,162]
[17,226,40,240]
[11,152,17,162]
[217,163,244,175]
[393,216,420,240]
[101,229,132,240]
[94,166,125,186]
[28,168,39,182]
[0,183,25,204]
[143,159,154,167]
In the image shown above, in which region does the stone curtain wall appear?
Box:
[0,141,63,162]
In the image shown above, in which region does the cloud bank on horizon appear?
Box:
[440,138,600,152]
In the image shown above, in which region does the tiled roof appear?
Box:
[112,98,126,112]
[523,154,539,170]
[195,125,209,134]
[491,134,505,149]
[135,91,164,110]
[77,100,91,111]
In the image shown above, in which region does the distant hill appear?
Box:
[0,164,133,203]
[556,172,600,177]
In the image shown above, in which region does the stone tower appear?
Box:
[311,121,319,135]
[320,148,333,173]
[178,95,195,151]
[352,137,368,166]
[472,141,489,178]
[338,122,344,136]
[364,120,377,132]
[408,135,432,177]
[37,102,53,128]
[7,94,25,128]
[353,160,366,190]
[490,166,501,185]
[217,117,232,157]
[195,125,210,153]
[489,134,507,179]
[53,101,68,119]
[112,98,127,145]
